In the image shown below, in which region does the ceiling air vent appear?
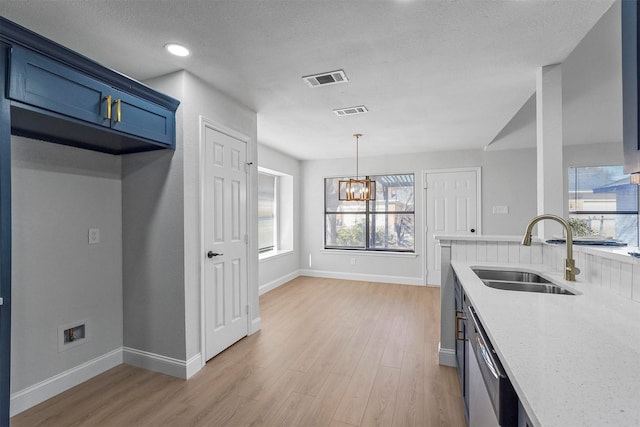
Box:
[333,105,369,117]
[302,69,349,87]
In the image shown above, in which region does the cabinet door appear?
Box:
[454,277,467,416]
[622,0,640,175]
[110,89,175,148]
[8,46,111,127]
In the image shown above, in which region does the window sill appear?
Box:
[321,249,418,258]
[259,249,294,262]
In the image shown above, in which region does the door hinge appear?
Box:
[244,234,249,244]
[246,304,249,315]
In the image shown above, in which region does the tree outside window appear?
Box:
[325,174,415,252]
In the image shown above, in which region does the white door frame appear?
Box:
[198,116,252,369]
[422,167,481,286]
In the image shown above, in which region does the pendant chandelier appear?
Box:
[339,134,376,201]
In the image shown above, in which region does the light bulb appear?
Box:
[165,43,190,57]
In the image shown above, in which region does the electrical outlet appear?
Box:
[89,228,100,244]
[350,257,356,265]
[492,205,509,214]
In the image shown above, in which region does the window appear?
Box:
[568,166,639,246]
[258,167,294,258]
[258,172,277,253]
[325,173,415,252]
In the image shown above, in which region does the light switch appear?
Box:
[89,228,100,244]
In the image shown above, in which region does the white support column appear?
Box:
[536,64,564,238]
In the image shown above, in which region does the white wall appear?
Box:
[257,144,301,294]
[11,137,123,391]
[300,147,538,284]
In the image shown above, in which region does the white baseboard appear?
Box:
[250,317,262,334]
[185,353,202,379]
[259,270,301,295]
[298,269,424,286]
[123,347,201,380]
[10,347,122,417]
[438,343,457,367]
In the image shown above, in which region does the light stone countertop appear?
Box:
[452,261,640,427]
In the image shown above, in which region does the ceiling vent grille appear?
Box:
[302,70,349,87]
[333,105,368,117]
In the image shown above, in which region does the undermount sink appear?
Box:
[471,268,576,295]
[480,280,575,295]
[472,269,551,283]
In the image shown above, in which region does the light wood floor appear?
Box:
[11,277,466,427]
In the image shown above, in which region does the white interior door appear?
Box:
[425,169,479,285]
[203,123,248,361]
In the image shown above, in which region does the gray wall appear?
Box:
[180,71,258,359]
[123,70,258,363]
[300,146,538,283]
[257,144,301,290]
[11,136,123,391]
[122,72,186,360]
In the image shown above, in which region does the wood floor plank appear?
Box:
[392,351,425,427]
[360,366,401,427]
[262,391,316,427]
[297,373,350,427]
[224,369,306,426]
[333,313,394,426]
[11,277,466,427]
[293,325,356,397]
[380,314,407,368]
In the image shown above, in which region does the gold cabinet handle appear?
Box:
[455,310,467,341]
[115,99,122,123]
[104,95,112,120]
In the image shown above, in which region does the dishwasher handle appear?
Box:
[468,306,506,380]
[476,335,499,379]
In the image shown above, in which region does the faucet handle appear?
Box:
[564,258,580,281]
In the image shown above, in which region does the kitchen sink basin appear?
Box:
[472,268,551,283]
[471,267,576,295]
[480,280,575,295]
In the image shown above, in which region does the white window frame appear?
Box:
[258,166,294,260]
[324,173,416,253]
[567,165,639,246]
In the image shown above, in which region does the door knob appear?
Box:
[207,251,223,258]
[470,229,476,233]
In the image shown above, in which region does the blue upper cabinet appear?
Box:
[9,47,113,127]
[622,0,640,179]
[110,88,175,147]
[1,17,179,155]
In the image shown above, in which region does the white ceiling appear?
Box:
[0,0,616,160]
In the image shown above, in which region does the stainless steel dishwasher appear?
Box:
[466,305,518,427]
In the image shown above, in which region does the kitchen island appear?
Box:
[453,260,640,426]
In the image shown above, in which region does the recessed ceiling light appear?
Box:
[165,43,190,57]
